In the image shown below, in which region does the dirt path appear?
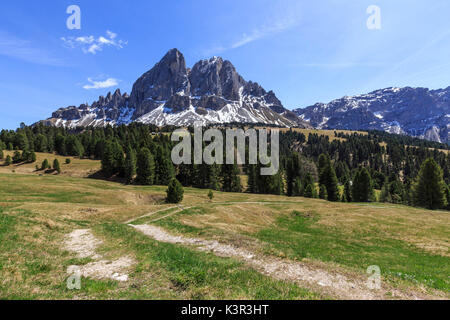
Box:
[64,229,135,282]
[131,224,442,300]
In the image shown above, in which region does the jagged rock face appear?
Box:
[294,87,450,144]
[42,48,311,129]
[47,89,133,128]
[129,49,190,118]
[190,57,245,100]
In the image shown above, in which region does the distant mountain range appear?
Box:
[294,87,449,144]
[40,49,449,144]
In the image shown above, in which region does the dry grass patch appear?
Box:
[0,150,101,177]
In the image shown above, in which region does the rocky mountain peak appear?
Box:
[190,56,245,100]
[129,48,190,118]
[40,48,312,129]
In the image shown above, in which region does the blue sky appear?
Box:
[1,0,450,129]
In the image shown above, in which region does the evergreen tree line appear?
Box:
[1,124,449,210]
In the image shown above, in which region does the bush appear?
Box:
[41,159,50,170]
[65,158,71,164]
[208,190,214,201]
[4,155,12,166]
[166,179,184,204]
[303,184,316,198]
[53,159,61,174]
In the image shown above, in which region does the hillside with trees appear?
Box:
[1,123,449,210]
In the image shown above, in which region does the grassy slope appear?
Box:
[0,170,448,299]
[0,144,448,299]
[154,200,449,292]
[0,150,100,178]
[0,173,323,299]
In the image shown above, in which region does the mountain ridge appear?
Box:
[41,48,311,129]
[293,86,449,144]
[39,49,449,144]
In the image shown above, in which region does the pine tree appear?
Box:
[379,180,391,203]
[155,146,175,185]
[344,180,352,202]
[4,155,12,166]
[303,173,315,189]
[445,184,450,210]
[124,147,137,184]
[136,147,155,185]
[319,164,340,202]
[208,190,214,201]
[326,165,339,202]
[101,140,124,177]
[269,171,284,195]
[12,151,22,164]
[318,153,330,176]
[352,168,374,202]
[389,179,404,204]
[413,158,447,210]
[286,153,301,196]
[292,177,303,196]
[177,163,193,187]
[15,133,29,151]
[41,159,49,170]
[30,151,37,163]
[246,164,258,193]
[319,184,328,200]
[166,178,184,204]
[53,159,61,174]
[304,184,316,198]
[55,134,66,156]
[221,164,242,192]
[101,141,116,176]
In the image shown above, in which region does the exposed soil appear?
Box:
[64,229,103,259]
[64,229,134,282]
[67,257,134,282]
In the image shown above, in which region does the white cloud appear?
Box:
[106,30,117,39]
[62,30,127,55]
[83,77,119,90]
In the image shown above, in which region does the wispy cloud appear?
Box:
[0,31,67,66]
[232,19,298,49]
[301,62,386,69]
[83,77,119,90]
[61,30,127,54]
[205,17,299,55]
